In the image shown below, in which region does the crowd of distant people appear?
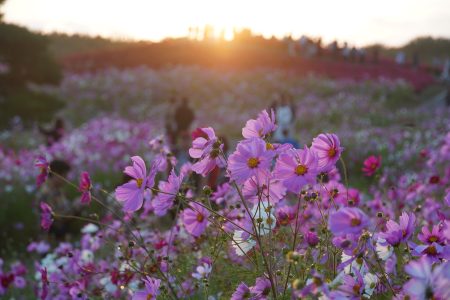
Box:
[287,35,422,68]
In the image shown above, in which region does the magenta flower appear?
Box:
[78,171,92,205]
[413,242,450,262]
[228,138,274,184]
[152,169,183,216]
[418,225,445,245]
[274,146,319,193]
[250,277,271,299]
[40,268,49,300]
[328,207,369,236]
[311,133,343,172]
[115,156,149,212]
[182,202,210,237]
[330,268,364,299]
[231,282,251,300]
[362,155,381,176]
[40,202,53,231]
[305,231,320,247]
[380,212,416,246]
[132,276,161,300]
[35,156,49,188]
[242,109,277,139]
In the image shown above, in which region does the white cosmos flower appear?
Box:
[376,238,393,261]
[251,201,276,236]
[232,230,256,256]
[363,273,378,297]
[192,263,212,280]
[81,223,99,234]
[342,253,368,275]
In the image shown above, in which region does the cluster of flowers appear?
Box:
[37,67,411,131]
[0,117,158,193]
[2,109,447,299]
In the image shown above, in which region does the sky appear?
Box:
[3,0,450,47]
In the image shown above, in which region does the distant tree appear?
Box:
[0,0,5,20]
[0,6,64,128]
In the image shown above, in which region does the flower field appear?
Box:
[0,67,449,299]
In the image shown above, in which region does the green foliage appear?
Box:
[0,23,63,128]
[385,84,417,109]
[45,32,134,59]
[0,23,62,89]
[0,89,65,127]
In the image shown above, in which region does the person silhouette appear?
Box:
[174,97,195,145]
[39,118,65,146]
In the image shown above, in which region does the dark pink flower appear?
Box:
[311,133,343,172]
[40,268,49,300]
[40,202,53,231]
[182,202,210,237]
[34,156,49,188]
[78,171,92,205]
[362,155,381,176]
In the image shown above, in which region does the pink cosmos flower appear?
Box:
[250,277,271,299]
[242,109,277,139]
[362,155,381,176]
[228,138,274,185]
[404,256,450,300]
[189,127,223,176]
[242,175,286,205]
[132,276,161,300]
[40,202,53,231]
[189,127,218,158]
[274,146,319,193]
[78,171,92,205]
[115,156,153,212]
[152,169,183,216]
[182,202,210,237]
[231,282,251,300]
[311,133,343,172]
[35,156,49,188]
[418,225,445,245]
[380,212,415,246]
[328,207,369,236]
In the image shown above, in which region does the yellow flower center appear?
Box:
[428,236,438,243]
[328,147,337,158]
[352,284,361,294]
[247,157,260,168]
[425,245,438,255]
[266,142,274,150]
[295,164,308,175]
[147,294,153,300]
[350,218,361,227]
[136,178,143,188]
[196,213,204,222]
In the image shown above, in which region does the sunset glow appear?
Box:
[4,0,450,46]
